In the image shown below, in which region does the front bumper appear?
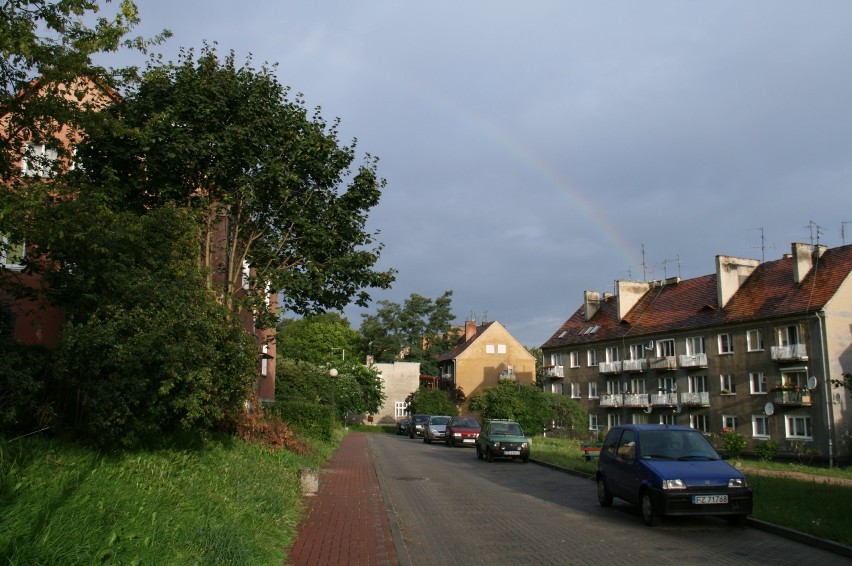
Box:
[652,487,753,516]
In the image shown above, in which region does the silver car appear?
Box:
[423,415,452,444]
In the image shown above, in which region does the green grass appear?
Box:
[531,435,852,547]
[0,432,338,565]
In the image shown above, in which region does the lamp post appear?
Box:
[329,368,338,422]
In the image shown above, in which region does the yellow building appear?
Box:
[438,320,536,398]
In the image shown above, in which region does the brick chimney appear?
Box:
[464,320,477,341]
[716,254,759,308]
[616,280,652,320]
[583,291,601,321]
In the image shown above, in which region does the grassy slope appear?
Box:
[0,433,336,565]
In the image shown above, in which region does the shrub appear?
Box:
[270,401,335,441]
[754,439,779,461]
[721,429,747,459]
[407,388,457,416]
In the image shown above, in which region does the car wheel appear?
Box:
[486,447,494,462]
[641,491,661,526]
[597,478,613,507]
[726,514,747,527]
[476,445,483,460]
[521,456,529,463]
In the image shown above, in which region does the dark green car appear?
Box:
[476,419,530,463]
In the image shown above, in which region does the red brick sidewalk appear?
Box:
[286,432,398,565]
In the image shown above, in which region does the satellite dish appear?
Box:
[807,376,818,390]
[674,405,682,414]
[671,383,678,392]
[644,406,653,414]
[764,402,775,416]
[645,340,655,351]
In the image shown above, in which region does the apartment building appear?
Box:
[541,243,852,462]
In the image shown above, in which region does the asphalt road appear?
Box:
[367,433,850,566]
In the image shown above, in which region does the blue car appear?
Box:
[596,424,752,526]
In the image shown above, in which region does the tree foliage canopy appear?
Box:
[360,291,456,375]
[467,382,574,436]
[407,388,457,417]
[277,313,363,366]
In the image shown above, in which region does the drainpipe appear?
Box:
[815,310,834,467]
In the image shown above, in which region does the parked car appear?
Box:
[445,416,481,447]
[595,424,753,526]
[423,415,451,443]
[476,419,530,462]
[396,418,410,435]
[407,414,431,438]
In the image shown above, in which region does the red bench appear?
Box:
[581,443,603,461]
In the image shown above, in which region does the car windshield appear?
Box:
[430,416,450,425]
[639,430,720,460]
[414,415,430,423]
[491,423,523,436]
[454,418,480,428]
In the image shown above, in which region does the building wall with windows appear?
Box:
[372,362,421,425]
[541,243,852,462]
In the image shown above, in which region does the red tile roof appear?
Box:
[438,321,496,362]
[541,244,852,349]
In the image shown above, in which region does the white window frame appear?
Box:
[588,413,600,432]
[632,413,648,425]
[722,415,737,430]
[659,413,675,425]
[569,351,580,368]
[746,329,764,352]
[485,344,495,354]
[497,343,507,354]
[785,415,812,439]
[22,143,58,177]
[630,378,646,394]
[395,401,409,418]
[605,379,620,395]
[690,414,710,433]
[1,235,26,269]
[750,372,767,394]
[607,413,622,428]
[720,374,736,395]
[685,336,705,355]
[605,346,620,362]
[628,343,644,360]
[688,375,708,393]
[718,333,734,354]
[658,376,676,392]
[776,324,801,346]
[588,381,599,399]
[656,338,675,357]
[569,382,581,398]
[752,415,770,438]
[586,349,597,367]
[781,368,807,389]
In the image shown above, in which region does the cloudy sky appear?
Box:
[108,1,852,347]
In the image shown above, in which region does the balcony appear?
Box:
[679,391,710,407]
[678,353,708,368]
[543,366,564,379]
[771,344,808,362]
[649,356,677,371]
[650,392,678,406]
[598,361,623,374]
[623,359,648,373]
[600,393,623,407]
[623,393,649,408]
[772,388,812,406]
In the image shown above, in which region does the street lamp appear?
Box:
[329,368,338,422]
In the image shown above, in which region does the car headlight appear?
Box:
[453,432,462,437]
[662,479,687,490]
[728,478,748,488]
[521,442,529,449]
[494,442,501,448]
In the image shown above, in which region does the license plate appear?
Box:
[463,438,475,443]
[504,450,520,455]
[693,495,728,504]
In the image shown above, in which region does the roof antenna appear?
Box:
[641,243,648,282]
[842,222,851,246]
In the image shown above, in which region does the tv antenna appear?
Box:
[662,255,681,280]
[807,220,824,247]
[842,222,851,246]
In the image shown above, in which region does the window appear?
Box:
[260,344,269,377]
[550,381,563,395]
[718,333,734,354]
[691,414,710,433]
[605,346,620,362]
[394,401,409,418]
[786,416,812,439]
[720,374,736,394]
[632,413,648,424]
[485,344,495,354]
[658,376,676,392]
[497,344,507,354]
[22,144,58,177]
[776,324,801,346]
[588,381,599,398]
[586,349,597,366]
[569,351,580,368]
[656,339,675,357]
[750,372,767,394]
[1,235,25,269]
[746,329,764,351]
[605,379,620,395]
[588,413,600,431]
[752,415,770,438]
[689,375,708,393]
[628,343,644,360]
[722,415,737,430]
[685,336,705,355]
[781,369,807,389]
[659,414,675,426]
[631,378,646,394]
[549,353,564,368]
[569,382,581,398]
[607,413,622,428]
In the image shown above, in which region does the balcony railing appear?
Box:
[600,394,623,407]
[623,393,649,407]
[678,353,708,368]
[772,389,812,406]
[623,359,648,372]
[543,366,564,378]
[679,391,710,407]
[649,356,677,371]
[650,392,678,406]
[770,344,808,361]
[598,361,623,374]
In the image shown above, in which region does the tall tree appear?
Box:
[277,313,364,365]
[360,291,456,375]
[76,46,394,328]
